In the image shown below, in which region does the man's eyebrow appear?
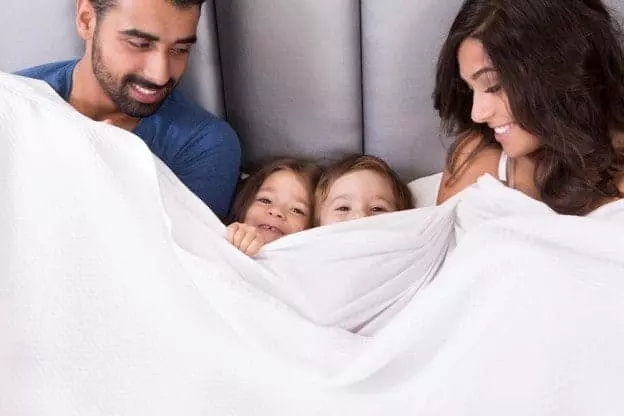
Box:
[175,35,198,44]
[471,67,496,80]
[119,29,197,45]
[119,29,159,42]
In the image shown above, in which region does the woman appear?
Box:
[434,0,624,215]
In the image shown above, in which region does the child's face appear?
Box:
[318,169,397,226]
[243,170,311,243]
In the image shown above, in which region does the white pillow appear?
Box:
[408,172,443,208]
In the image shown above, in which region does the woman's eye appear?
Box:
[257,197,271,204]
[335,206,350,212]
[485,84,502,93]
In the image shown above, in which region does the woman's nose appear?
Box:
[471,91,495,124]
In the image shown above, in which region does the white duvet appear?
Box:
[2,72,624,415]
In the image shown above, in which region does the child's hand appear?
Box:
[226,222,266,257]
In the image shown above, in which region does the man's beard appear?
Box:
[91,33,177,118]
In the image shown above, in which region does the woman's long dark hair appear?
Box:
[433,0,624,215]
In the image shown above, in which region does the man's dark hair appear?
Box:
[90,0,205,18]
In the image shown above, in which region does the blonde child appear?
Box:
[315,154,414,225]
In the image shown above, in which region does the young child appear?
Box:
[226,158,321,256]
[315,154,414,226]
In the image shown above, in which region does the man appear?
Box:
[16,0,241,219]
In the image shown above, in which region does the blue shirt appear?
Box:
[16,60,241,219]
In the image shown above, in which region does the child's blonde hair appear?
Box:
[314,154,414,225]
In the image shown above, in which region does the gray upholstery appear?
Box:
[178,1,226,119]
[360,0,463,178]
[2,0,623,181]
[215,0,364,169]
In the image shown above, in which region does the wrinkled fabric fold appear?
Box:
[2,72,624,415]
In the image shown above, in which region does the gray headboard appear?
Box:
[2,0,623,181]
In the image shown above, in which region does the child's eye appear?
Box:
[290,207,306,216]
[257,197,271,204]
[371,206,389,213]
[335,206,350,212]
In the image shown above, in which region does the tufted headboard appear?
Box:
[2,0,623,181]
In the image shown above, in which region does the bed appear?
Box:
[2,1,624,415]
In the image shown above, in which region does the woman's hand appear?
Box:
[226,222,266,257]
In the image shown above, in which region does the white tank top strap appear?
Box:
[497,151,509,182]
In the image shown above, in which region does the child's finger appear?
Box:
[232,227,248,248]
[226,223,240,244]
[238,231,258,255]
[246,238,264,257]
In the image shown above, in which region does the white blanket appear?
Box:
[2,72,624,415]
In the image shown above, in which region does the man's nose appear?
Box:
[142,52,172,87]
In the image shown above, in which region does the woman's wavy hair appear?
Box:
[433,0,624,215]
[226,158,321,226]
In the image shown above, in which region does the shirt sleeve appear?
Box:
[171,119,241,220]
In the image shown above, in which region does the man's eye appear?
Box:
[170,46,191,56]
[128,40,150,49]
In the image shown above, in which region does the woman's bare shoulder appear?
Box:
[436,135,502,204]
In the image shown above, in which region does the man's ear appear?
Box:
[76,0,97,41]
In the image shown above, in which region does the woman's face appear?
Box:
[457,38,540,158]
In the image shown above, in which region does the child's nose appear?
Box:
[268,206,285,219]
